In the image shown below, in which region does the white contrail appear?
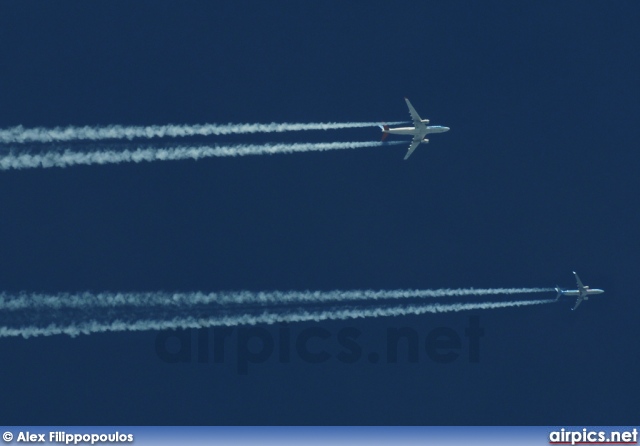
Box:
[0,299,553,339]
[0,141,403,170]
[0,288,554,311]
[0,121,405,144]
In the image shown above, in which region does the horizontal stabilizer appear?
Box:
[379,124,389,141]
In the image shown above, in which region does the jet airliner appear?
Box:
[555,271,604,310]
[380,97,450,160]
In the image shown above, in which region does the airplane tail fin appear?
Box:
[555,286,562,301]
[379,125,389,141]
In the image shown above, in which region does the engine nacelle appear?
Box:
[421,119,430,124]
[422,138,429,143]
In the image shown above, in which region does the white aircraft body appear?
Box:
[555,271,604,310]
[380,97,450,160]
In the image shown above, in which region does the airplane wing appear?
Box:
[572,295,584,311]
[404,98,427,128]
[573,271,585,291]
[403,137,421,160]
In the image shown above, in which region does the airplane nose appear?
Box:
[443,127,450,132]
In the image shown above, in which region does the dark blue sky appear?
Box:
[0,1,638,425]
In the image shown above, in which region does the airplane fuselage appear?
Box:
[558,288,604,297]
[384,125,450,137]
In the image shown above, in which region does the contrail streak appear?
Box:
[0,288,554,311]
[0,121,405,144]
[0,299,553,338]
[0,141,403,170]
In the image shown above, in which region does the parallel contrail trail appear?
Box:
[0,121,405,144]
[0,288,554,311]
[0,299,553,338]
[0,141,403,170]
